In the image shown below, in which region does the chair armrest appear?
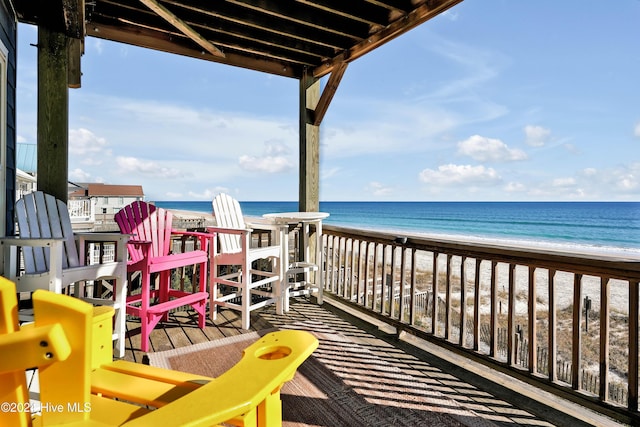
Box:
[0,323,71,372]
[74,232,130,244]
[122,329,318,427]
[0,238,65,282]
[0,237,64,247]
[171,230,216,249]
[171,230,215,239]
[206,226,251,235]
[246,220,288,233]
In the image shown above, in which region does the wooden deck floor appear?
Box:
[122,297,627,427]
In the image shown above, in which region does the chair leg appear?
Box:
[241,264,251,330]
[113,278,127,358]
[197,262,207,328]
[140,272,151,353]
[159,271,171,323]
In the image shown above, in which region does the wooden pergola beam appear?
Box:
[139,0,225,58]
[312,61,348,126]
[313,0,462,78]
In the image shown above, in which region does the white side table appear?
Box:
[262,212,329,312]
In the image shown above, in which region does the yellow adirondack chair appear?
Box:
[0,191,129,358]
[0,276,318,427]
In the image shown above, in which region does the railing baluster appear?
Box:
[364,241,371,308]
[390,244,397,319]
[572,273,583,390]
[460,256,467,347]
[432,252,439,336]
[331,236,340,293]
[629,279,639,412]
[549,269,557,382]
[373,243,379,312]
[355,239,362,304]
[490,260,498,358]
[507,263,515,366]
[399,246,404,322]
[379,244,386,314]
[600,276,610,401]
[445,254,452,340]
[340,237,347,298]
[473,258,481,351]
[410,248,417,326]
[529,266,537,374]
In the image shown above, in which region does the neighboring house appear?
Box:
[69,183,144,230]
[13,142,144,229]
[16,168,36,198]
[72,183,145,215]
[16,142,36,199]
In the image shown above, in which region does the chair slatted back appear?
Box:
[15,192,80,273]
[212,193,246,254]
[115,201,173,262]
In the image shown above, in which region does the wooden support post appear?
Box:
[37,27,69,202]
[299,69,320,273]
[298,69,320,213]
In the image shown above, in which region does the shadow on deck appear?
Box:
[123,297,627,427]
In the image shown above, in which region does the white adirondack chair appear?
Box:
[208,193,283,329]
[0,191,129,358]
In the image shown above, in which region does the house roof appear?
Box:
[86,183,145,197]
[14,0,463,79]
[16,143,37,173]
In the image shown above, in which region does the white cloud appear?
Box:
[265,141,290,156]
[524,125,551,147]
[321,167,341,180]
[552,177,576,187]
[186,188,220,200]
[635,122,640,137]
[69,128,110,156]
[69,168,93,182]
[563,143,581,155]
[457,135,527,162]
[238,155,293,173]
[321,103,457,159]
[504,182,526,192]
[366,181,394,197]
[419,164,501,186]
[116,156,185,179]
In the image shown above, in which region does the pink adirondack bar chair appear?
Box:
[115,201,212,352]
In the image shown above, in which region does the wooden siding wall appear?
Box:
[0,0,16,236]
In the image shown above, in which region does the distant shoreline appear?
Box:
[168,208,640,260]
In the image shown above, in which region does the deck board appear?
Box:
[117,297,622,427]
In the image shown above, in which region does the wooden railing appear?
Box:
[320,224,640,423]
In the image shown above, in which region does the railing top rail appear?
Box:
[323,224,640,279]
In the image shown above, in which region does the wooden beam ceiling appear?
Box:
[15,0,464,79]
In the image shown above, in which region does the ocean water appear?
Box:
[155,201,640,257]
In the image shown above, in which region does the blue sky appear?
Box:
[16,1,640,202]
